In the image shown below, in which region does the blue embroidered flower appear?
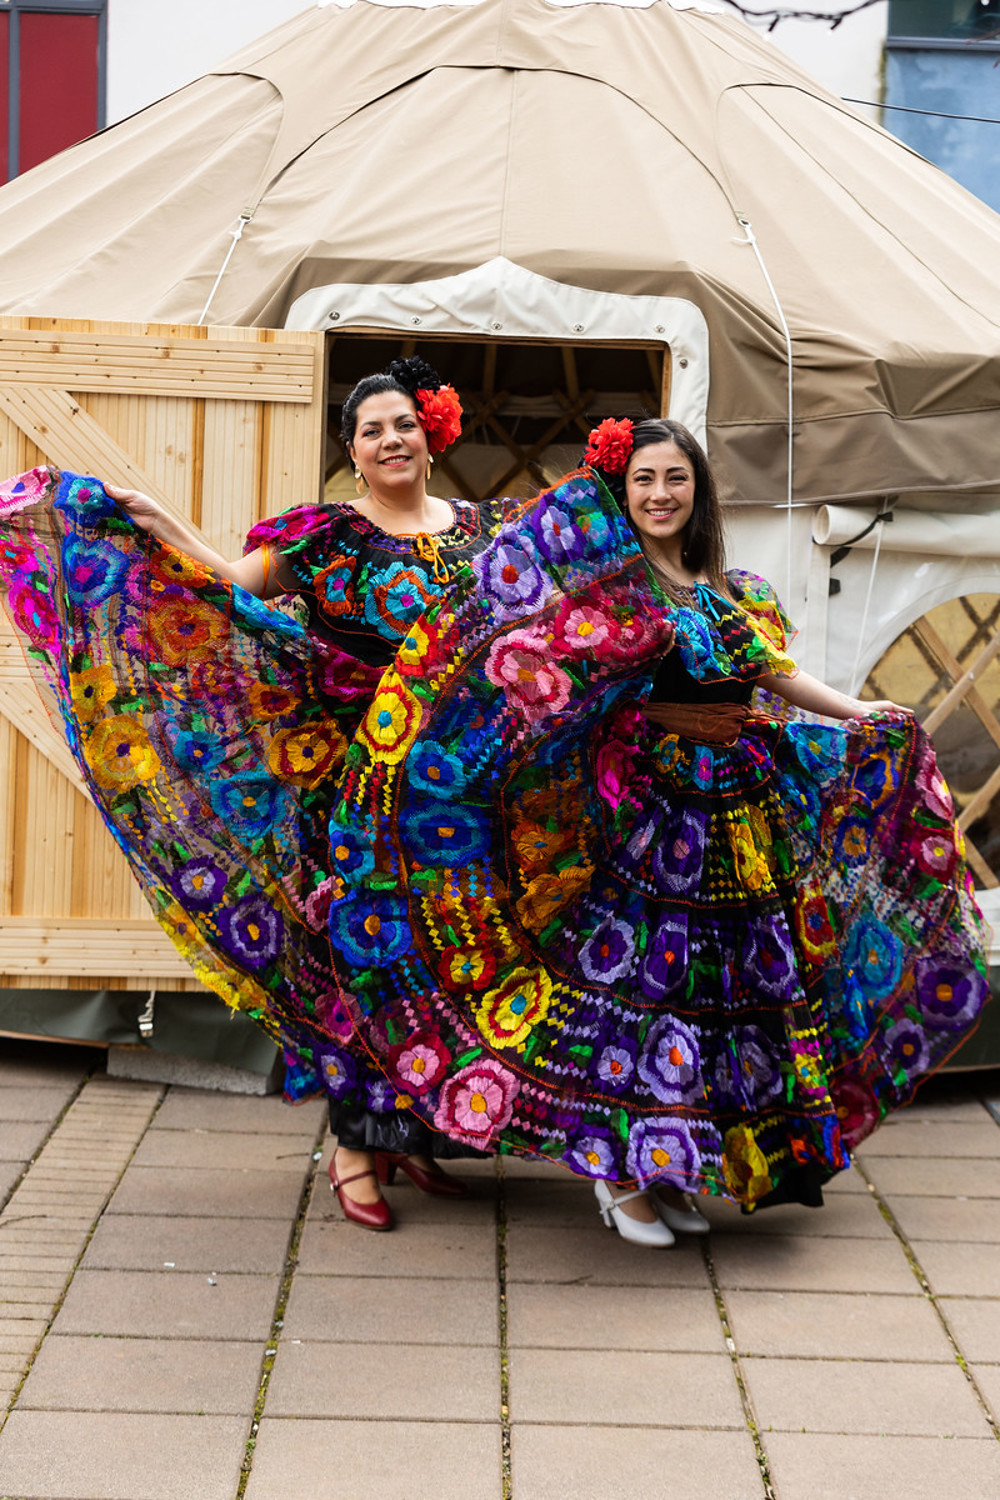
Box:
[165,725,227,775]
[329,892,413,965]
[63,537,129,605]
[328,823,376,885]
[363,563,436,635]
[843,918,902,998]
[672,610,718,677]
[209,777,290,838]
[626,1117,702,1188]
[409,742,467,798]
[232,590,303,639]
[55,473,117,521]
[399,801,491,867]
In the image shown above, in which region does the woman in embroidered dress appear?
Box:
[0,356,508,1232]
[321,417,989,1247]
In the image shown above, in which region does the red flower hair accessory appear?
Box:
[416,385,463,454]
[584,418,634,475]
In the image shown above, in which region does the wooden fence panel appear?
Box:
[0,315,327,990]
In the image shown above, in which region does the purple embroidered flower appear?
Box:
[173,858,228,911]
[482,540,551,616]
[366,1076,400,1113]
[742,917,795,1000]
[535,504,587,564]
[219,897,284,970]
[595,1040,638,1092]
[626,1117,702,1188]
[316,1045,358,1100]
[885,1018,931,1080]
[566,1128,620,1178]
[733,1024,783,1106]
[579,919,636,984]
[638,915,689,1001]
[63,537,129,605]
[638,1016,702,1104]
[650,808,708,895]
[915,961,988,1032]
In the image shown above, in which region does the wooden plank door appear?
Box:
[0,315,327,991]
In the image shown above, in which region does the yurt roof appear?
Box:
[2,0,1000,505]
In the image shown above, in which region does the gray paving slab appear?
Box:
[743,1355,990,1437]
[0,1120,51,1163]
[283,1273,499,1346]
[864,1155,1000,1198]
[18,1334,263,1413]
[913,1238,1000,1298]
[886,1195,1000,1244]
[971,1364,1000,1421]
[83,1212,293,1273]
[724,1289,955,1361]
[0,1410,248,1500]
[508,1347,744,1427]
[244,1418,503,1500]
[505,1223,710,1288]
[857,1120,1000,1158]
[150,1087,325,1134]
[502,1177,604,1227]
[297,1215,498,1279]
[710,1233,916,1294]
[506,1283,725,1353]
[133,1127,318,1172]
[709,1192,894,1240]
[266,1339,498,1419]
[762,1432,1000,1500]
[0,1086,79,1123]
[52,1268,280,1340]
[0,1056,88,1089]
[0,1161,22,1200]
[510,1424,763,1500]
[109,1164,306,1218]
[939,1296,1000,1363]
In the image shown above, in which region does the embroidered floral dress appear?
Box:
[321,469,990,1210]
[0,466,508,1128]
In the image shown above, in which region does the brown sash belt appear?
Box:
[642,701,751,747]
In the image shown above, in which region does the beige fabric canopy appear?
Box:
[2,0,1000,505]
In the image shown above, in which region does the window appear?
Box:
[888,0,1000,40]
[1,0,106,186]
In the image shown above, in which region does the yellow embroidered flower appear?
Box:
[728,816,769,894]
[267,721,347,788]
[85,714,161,793]
[516,864,594,933]
[70,664,117,724]
[356,672,422,764]
[476,965,553,1049]
[722,1124,772,1206]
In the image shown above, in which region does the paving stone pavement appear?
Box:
[0,1038,998,1500]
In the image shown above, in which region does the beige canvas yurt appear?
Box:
[1,0,998,1061]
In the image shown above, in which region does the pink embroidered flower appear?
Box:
[315,989,356,1044]
[553,600,620,655]
[8,580,59,649]
[433,1057,520,1146]
[917,831,958,881]
[595,738,636,810]
[916,760,954,821]
[0,467,49,514]
[831,1076,879,1150]
[484,631,573,723]
[389,1031,451,1095]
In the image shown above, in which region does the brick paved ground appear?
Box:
[0,1038,998,1499]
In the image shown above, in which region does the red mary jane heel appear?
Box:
[374,1151,470,1199]
[329,1159,394,1231]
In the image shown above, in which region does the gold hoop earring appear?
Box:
[354,465,366,497]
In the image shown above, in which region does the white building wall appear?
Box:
[735,0,888,118]
[106,0,315,125]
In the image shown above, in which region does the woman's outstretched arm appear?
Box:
[758,668,910,721]
[104,484,291,599]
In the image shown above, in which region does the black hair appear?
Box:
[341,356,443,448]
[588,417,728,600]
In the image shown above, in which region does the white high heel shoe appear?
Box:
[652,1187,710,1235]
[594,1180,676,1248]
